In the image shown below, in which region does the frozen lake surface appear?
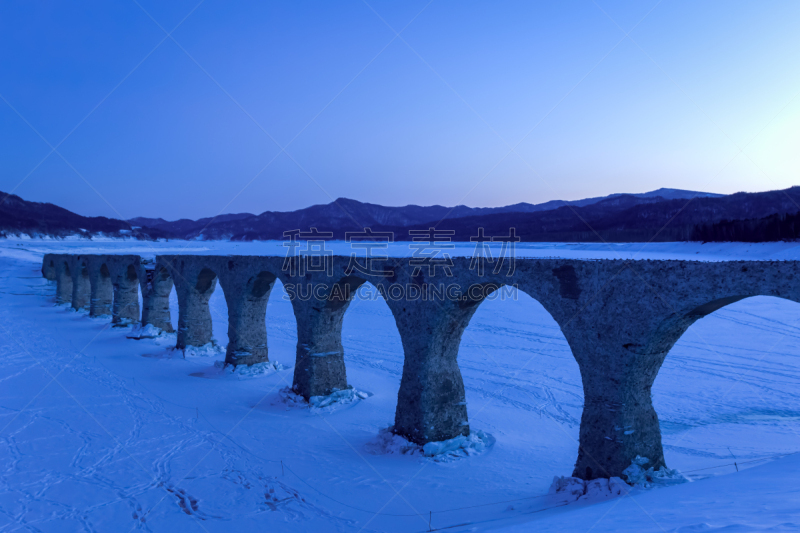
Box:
[1,239,799,531]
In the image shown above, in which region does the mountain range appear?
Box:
[2,187,800,243]
[126,188,725,241]
[129,187,722,235]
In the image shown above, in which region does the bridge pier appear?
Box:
[42,254,56,281]
[223,270,276,367]
[141,264,174,332]
[173,265,217,349]
[54,256,73,304]
[390,298,472,445]
[111,262,140,324]
[88,259,113,317]
[574,376,664,480]
[291,297,349,399]
[568,337,666,479]
[70,257,91,311]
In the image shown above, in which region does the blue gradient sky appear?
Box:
[1,1,799,220]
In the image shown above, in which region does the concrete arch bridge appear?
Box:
[40,252,800,480]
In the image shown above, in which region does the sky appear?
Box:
[1,0,799,221]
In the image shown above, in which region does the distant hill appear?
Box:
[495,187,723,213]
[0,191,166,239]
[134,188,724,241]
[128,213,255,237]
[4,186,800,243]
[384,188,800,243]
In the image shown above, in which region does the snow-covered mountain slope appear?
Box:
[1,240,799,531]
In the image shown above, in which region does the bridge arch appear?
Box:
[263,276,299,365]
[393,281,583,447]
[383,279,573,446]
[648,294,800,474]
[644,294,800,363]
[458,283,582,424]
[337,277,405,416]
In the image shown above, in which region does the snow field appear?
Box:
[1,240,800,531]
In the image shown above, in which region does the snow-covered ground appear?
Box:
[1,239,799,532]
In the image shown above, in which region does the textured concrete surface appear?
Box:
[86,257,113,317]
[108,256,141,325]
[161,257,218,349]
[75,255,142,324]
[43,253,800,479]
[53,254,73,304]
[69,256,91,311]
[42,254,56,281]
[140,261,174,332]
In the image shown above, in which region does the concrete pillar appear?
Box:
[42,254,56,280]
[71,257,91,311]
[54,256,72,304]
[112,263,140,325]
[389,297,474,445]
[89,260,113,317]
[570,299,747,479]
[224,270,276,366]
[290,294,350,399]
[569,341,665,480]
[141,265,174,332]
[175,267,217,348]
[285,273,369,399]
[555,260,680,480]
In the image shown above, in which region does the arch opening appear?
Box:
[652,295,800,477]
[169,283,178,332]
[340,279,404,419]
[456,284,583,490]
[327,275,367,312]
[208,279,228,348]
[196,267,217,294]
[251,271,277,299]
[263,277,298,368]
